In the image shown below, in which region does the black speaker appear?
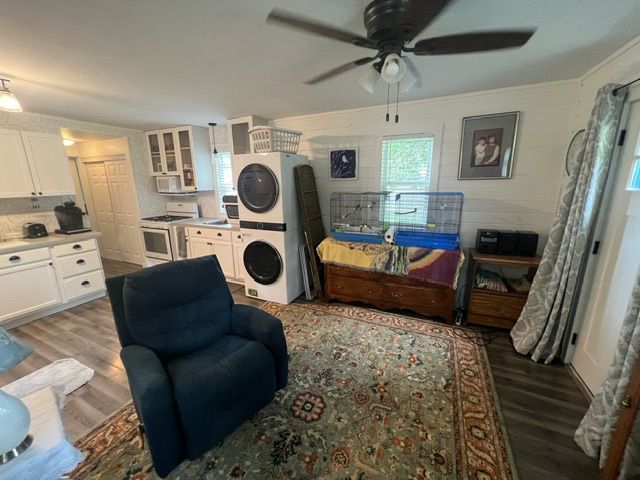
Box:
[516,231,539,257]
[476,229,499,254]
[497,230,518,255]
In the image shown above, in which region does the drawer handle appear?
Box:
[206,242,213,246]
[73,244,82,250]
[217,232,222,237]
[237,235,241,240]
[368,290,373,294]
[81,280,90,286]
[9,255,21,262]
[76,259,86,265]
[196,230,202,235]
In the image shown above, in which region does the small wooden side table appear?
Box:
[465,248,541,329]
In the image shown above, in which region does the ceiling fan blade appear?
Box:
[410,30,535,55]
[398,0,453,42]
[305,57,378,85]
[267,9,376,49]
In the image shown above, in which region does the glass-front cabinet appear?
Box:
[177,128,195,189]
[146,129,180,176]
[148,133,163,174]
[144,125,214,193]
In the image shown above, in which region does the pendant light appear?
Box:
[208,122,218,154]
[0,79,22,113]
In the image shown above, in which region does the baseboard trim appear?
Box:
[567,364,594,400]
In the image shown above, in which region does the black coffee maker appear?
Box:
[54,201,91,234]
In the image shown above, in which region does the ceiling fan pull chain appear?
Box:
[385,83,390,122]
[395,83,400,123]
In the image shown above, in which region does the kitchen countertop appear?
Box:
[175,218,240,231]
[0,231,102,255]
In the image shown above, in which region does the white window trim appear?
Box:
[377,125,443,193]
[379,133,439,194]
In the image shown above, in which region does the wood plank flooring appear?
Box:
[0,259,599,479]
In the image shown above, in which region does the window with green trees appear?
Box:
[380,135,434,222]
[380,135,433,194]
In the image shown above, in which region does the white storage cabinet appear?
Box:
[186,226,244,283]
[145,126,214,192]
[0,128,74,198]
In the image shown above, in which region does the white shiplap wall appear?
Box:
[274,80,578,251]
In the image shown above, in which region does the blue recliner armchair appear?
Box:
[105,256,288,477]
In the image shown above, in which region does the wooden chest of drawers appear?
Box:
[324,264,455,324]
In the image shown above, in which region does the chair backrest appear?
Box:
[109,256,234,360]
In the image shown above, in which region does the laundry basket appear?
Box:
[249,126,302,154]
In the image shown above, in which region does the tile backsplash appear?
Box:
[0,196,68,237]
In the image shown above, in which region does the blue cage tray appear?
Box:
[394,231,459,250]
[331,231,384,244]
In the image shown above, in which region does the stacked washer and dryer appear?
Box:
[236,152,309,304]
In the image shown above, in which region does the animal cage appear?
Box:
[330,192,390,243]
[392,192,464,249]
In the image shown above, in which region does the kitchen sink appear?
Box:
[202,219,228,225]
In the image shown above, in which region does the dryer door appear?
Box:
[244,240,282,285]
[237,163,279,213]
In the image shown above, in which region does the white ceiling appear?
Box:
[2,0,639,130]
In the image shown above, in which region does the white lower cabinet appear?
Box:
[212,241,235,278]
[186,227,243,283]
[0,237,106,327]
[0,259,61,324]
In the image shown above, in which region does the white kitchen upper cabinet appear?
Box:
[21,131,75,196]
[0,128,35,198]
[145,126,213,192]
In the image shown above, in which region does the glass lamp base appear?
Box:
[0,434,33,465]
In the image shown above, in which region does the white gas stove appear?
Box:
[140,202,199,265]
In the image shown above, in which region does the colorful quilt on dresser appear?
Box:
[316,238,464,289]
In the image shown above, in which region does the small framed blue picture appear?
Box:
[330,149,358,180]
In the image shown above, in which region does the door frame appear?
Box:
[564,86,640,372]
[78,153,144,265]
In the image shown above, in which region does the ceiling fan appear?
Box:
[267,0,535,121]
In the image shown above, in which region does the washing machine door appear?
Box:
[244,240,282,285]
[238,163,279,213]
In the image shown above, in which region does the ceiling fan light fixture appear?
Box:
[0,79,22,113]
[358,65,380,94]
[380,54,407,85]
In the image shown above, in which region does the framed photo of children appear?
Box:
[458,111,520,180]
[330,149,358,180]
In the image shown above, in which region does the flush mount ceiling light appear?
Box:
[62,139,75,147]
[0,79,22,113]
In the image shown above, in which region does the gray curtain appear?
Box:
[510,84,626,363]
[575,268,640,478]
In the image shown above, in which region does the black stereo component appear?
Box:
[497,230,518,255]
[476,229,499,254]
[516,231,539,257]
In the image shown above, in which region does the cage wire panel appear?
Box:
[393,192,463,249]
[330,192,390,243]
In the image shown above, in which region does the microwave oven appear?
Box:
[156,176,181,193]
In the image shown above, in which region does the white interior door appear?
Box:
[570,94,640,393]
[83,162,120,260]
[105,159,144,264]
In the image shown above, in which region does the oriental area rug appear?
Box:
[70,302,516,480]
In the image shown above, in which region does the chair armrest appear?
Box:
[230,304,288,389]
[120,345,183,477]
